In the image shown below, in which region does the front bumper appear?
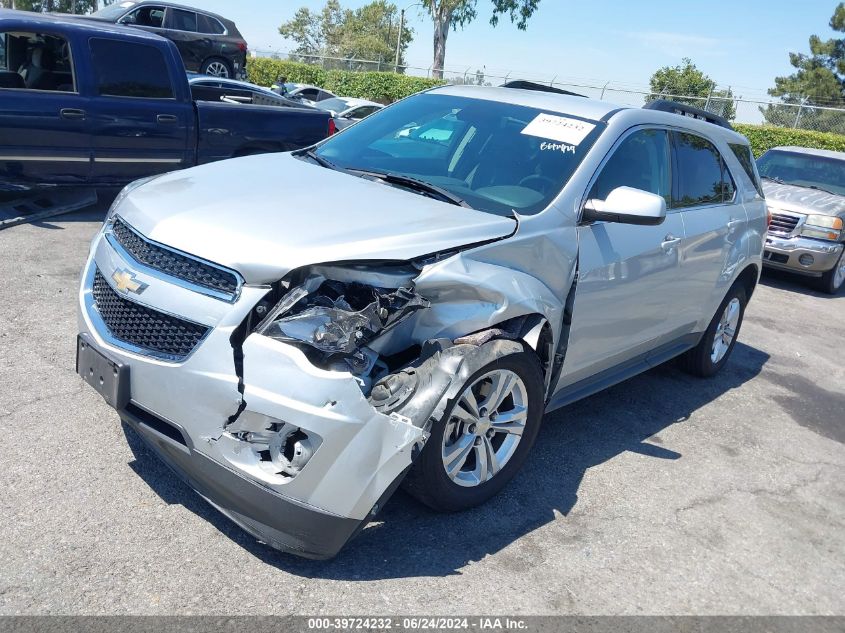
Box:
[763,234,844,276]
[77,226,423,558]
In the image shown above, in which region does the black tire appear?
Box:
[679,284,747,378]
[201,57,232,78]
[402,351,544,512]
[815,249,845,295]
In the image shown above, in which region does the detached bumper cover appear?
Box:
[121,404,366,559]
[763,234,844,275]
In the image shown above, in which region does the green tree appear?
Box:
[3,0,113,12]
[646,57,736,120]
[422,0,541,79]
[761,3,845,133]
[279,0,414,71]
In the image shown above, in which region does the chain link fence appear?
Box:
[252,49,845,135]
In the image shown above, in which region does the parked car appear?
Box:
[272,81,336,105]
[0,11,331,190]
[187,73,318,109]
[76,87,766,559]
[83,0,247,79]
[316,97,383,131]
[758,146,845,294]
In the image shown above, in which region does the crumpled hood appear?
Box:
[762,180,845,217]
[116,153,517,284]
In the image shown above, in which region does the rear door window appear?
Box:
[90,38,173,98]
[672,132,733,207]
[197,14,226,35]
[589,128,671,204]
[169,9,198,32]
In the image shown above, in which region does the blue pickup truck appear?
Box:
[0,10,330,190]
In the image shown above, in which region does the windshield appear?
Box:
[317,97,352,113]
[92,1,136,19]
[314,93,604,216]
[757,149,845,196]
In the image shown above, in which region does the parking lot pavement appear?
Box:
[0,206,843,616]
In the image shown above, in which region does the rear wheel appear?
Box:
[679,284,747,378]
[201,58,231,78]
[815,249,845,295]
[402,351,544,512]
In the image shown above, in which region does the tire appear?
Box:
[815,249,845,295]
[402,351,544,512]
[679,284,747,378]
[201,58,232,78]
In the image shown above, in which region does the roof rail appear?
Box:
[643,99,733,130]
[501,80,586,98]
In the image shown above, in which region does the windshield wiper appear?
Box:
[762,175,837,195]
[761,175,784,184]
[794,183,837,195]
[346,168,472,208]
[296,148,342,172]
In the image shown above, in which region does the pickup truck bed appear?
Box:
[0,9,330,190]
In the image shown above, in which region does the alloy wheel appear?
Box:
[711,297,741,364]
[833,256,845,290]
[441,369,528,488]
[205,61,230,77]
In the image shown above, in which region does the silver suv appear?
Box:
[759,146,845,294]
[76,86,767,559]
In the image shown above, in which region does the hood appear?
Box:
[116,153,517,284]
[762,180,845,217]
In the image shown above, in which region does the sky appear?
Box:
[170,0,840,122]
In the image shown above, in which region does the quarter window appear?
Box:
[672,132,733,208]
[590,129,671,203]
[90,38,173,98]
[729,143,763,196]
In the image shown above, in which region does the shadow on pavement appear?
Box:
[124,341,769,580]
[759,268,844,300]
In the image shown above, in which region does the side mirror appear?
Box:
[582,186,667,226]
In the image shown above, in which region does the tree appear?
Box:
[421,0,541,79]
[3,0,113,12]
[761,3,845,133]
[646,57,736,120]
[279,0,414,70]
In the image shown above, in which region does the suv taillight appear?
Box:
[328,118,337,136]
[237,41,247,52]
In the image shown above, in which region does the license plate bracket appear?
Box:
[76,334,130,410]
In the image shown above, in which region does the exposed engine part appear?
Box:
[259,275,429,357]
[369,337,525,433]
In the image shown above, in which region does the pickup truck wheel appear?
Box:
[815,249,845,295]
[402,351,544,512]
[679,284,747,378]
[202,58,231,78]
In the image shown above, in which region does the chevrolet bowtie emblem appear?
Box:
[111,269,148,295]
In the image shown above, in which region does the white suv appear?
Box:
[77,87,767,559]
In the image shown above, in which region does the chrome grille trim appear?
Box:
[767,210,804,237]
[107,217,242,302]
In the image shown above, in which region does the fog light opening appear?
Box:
[799,254,815,267]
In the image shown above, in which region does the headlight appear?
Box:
[104,175,164,224]
[257,268,428,358]
[801,214,844,241]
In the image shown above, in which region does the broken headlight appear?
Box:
[257,270,429,358]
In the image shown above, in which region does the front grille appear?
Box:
[111,218,239,296]
[768,212,802,237]
[92,268,209,360]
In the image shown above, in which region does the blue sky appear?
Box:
[174,0,839,120]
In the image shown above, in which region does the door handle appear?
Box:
[661,234,682,251]
[727,219,743,230]
[157,114,178,124]
[60,108,85,120]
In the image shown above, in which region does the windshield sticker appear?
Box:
[540,141,576,154]
[521,114,596,146]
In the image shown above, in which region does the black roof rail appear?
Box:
[501,80,586,98]
[643,99,733,130]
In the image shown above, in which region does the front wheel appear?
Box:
[402,351,544,512]
[679,284,747,377]
[816,249,845,295]
[201,58,232,78]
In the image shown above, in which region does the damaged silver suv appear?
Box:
[77,86,767,559]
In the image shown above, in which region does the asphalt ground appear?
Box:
[0,202,842,615]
